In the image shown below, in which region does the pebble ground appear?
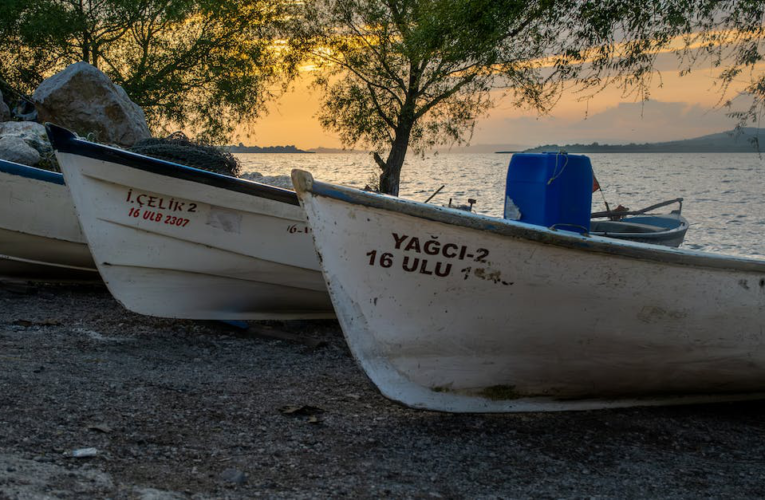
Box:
[1,282,765,499]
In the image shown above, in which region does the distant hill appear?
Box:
[521,128,764,153]
[227,143,312,153]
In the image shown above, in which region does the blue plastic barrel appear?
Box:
[504,152,593,233]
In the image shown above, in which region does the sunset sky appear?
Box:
[243,52,756,151]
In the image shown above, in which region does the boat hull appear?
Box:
[51,127,333,320]
[293,170,765,412]
[590,213,689,247]
[0,161,97,281]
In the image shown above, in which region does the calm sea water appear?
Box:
[236,152,765,259]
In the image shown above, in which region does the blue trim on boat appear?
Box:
[45,123,299,206]
[0,158,65,185]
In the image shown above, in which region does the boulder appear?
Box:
[0,90,10,122]
[0,122,52,157]
[33,62,151,147]
[0,137,41,166]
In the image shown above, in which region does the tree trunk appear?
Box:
[79,0,90,64]
[379,124,412,196]
[82,34,90,63]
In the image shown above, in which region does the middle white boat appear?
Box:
[47,124,333,320]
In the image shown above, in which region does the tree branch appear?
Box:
[312,49,404,108]
[344,17,407,92]
[367,83,396,129]
[414,74,476,120]
[373,152,386,170]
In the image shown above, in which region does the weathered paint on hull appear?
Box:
[55,152,334,320]
[0,167,97,281]
[293,169,765,413]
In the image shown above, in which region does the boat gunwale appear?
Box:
[46,123,300,207]
[293,170,765,274]
[0,158,65,186]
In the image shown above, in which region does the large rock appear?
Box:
[0,136,40,165]
[0,122,51,156]
[0,122,58,169]
[33,62,151,146]
[0,90,9,122]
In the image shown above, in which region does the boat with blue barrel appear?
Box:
[291,154,765,413]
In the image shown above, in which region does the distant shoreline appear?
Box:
[226,145,314,154]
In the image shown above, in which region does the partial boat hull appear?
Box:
[0,160,97,281]
[590,213,689,247]
[293,169,765,412]
[49,125,333,320]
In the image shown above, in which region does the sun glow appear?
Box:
[239,28,763,150]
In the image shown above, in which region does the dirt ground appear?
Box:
[1,281,765,499]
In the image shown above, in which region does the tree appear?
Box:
[0,0,285,142]
[290,0,765,195]
[680,1,765,135]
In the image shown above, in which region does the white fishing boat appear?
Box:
[292,169,765,413]
[47,124,333,320]
[0,159,97,281]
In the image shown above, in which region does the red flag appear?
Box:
[592,174,600,193]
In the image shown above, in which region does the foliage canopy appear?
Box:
[0,0,285,142]
[290,0,765,195]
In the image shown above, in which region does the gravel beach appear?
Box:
[1,281,765,499]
